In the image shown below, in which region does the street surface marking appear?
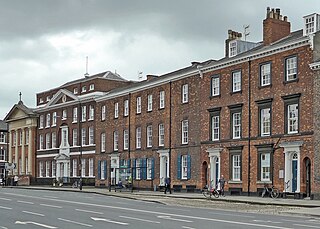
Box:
[0,226,8,229]
[91,217,129,225]
[75,208,104,214]
[156,206,191,212]
[15,221,57,228]
[22,210,45,217]
[253,220,282,224]
[0,206,12,210]
[182,226,196,229]
[208,211,255,218]
[3,192,294,229]
[40,203,62,208]
[309,220,320,224]
[293,224,320,228]
[0,198,11,201]
[58,218,93,227]
[158,215,193,223]
[119,215,160,223]
[17,200,34,204]
[43,195,58,199]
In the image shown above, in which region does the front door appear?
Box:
[305,158,311,197]
[292,154,298,192]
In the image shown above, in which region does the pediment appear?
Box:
[54,153,70,161]
[4,101,36,122]
[46,89,79,108]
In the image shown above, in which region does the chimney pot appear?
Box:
[284,16,287,22]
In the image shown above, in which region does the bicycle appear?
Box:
[202,187,220,199]
[261,184,279,198]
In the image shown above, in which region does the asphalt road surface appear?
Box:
[0,188,319,229]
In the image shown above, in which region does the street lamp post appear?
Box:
[79,102,83,190]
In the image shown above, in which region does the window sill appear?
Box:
[72,121,77,124]
[258,84,272,89]
[257,181,272,184]
[159,107,165,110]
[228,181,242,184]
[230,90,242,95]
[283,78,299,84]
[181,101,189,105]
[136,112,141,115]
[209,94,220,99]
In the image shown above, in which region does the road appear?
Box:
[0,188,319,229]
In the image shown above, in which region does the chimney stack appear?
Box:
[263,7,291,46]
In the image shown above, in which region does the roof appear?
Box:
[4,101,37,121]
[0,120,8,131]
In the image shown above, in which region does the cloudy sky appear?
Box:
[1,0,319,119]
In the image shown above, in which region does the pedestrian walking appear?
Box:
[218,175,226,196]
[164,177,171,194]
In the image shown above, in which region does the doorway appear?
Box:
[202,161,208,188]
[304,157,311,197]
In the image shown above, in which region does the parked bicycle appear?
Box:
[261,184,279,198]
[202,186,220,199]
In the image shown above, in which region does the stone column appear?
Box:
[8,131,12,163]
[21,128,25,175]
[28,127,32,175]
[14,130,18,175]
[56,162,61,179]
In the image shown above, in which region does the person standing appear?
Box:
[164,177,171,194]
[218,175,226,196]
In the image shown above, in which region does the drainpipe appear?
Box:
[247,58,252,196]
[169,81,172,180]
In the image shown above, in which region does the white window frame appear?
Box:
[39,115,44,129]
[286,56,297,81]
[232,71,241,92]
[101,161,105,180]
[52,161,56,177]
[232,112,241,139]
[261,108,271,136]
[159,91,165,109]
[89,126,94,145]
[158,124,164,146]
[212,115,220,141]
[82,106,87,122]
[0,132,5,143]
[229,40,237,57]
[46,133,50,149]
[113,131,118,151]
[52,132,56,148]
[72,129,77,146]
[101,105,106,121]
[25,129,29,145]
[39,135,43,150]
[101,133,106,152]
[147,125,152,147]
[46,113,51,128]
[89,158,94,177]
[52,112,57,126]
[81,128,86,146]
[82,86,86,93]
[182,120,188,144]
[147,158,152,180]
[73,88,78,94]
[136,159,141,180]
[81,158,86,177]
[136,127,141,149]
[123,130,129,150]
[89,105,94,120]
[182,84,189,103]
[39,161,44,177]
[89,84,94,91]
[114,102,119,118]
[73,159,77,177]
[73,107,78,123]
[124,100,129,116]
[46,161,50,177]
[232,155,241,181]
[181,155,188,179]
[288,103,299,134]
[147,94,153,111]
[261,153,270,181]
[260,63,271,86]
[211,76,220,96]
[136,97,141,114]
[62,109,67,120]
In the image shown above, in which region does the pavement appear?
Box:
[3,185,320,218]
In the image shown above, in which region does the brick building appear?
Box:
[0,120,8,178]
[34,71,131,185]
[4,100,38,185]
[198,8,320,199]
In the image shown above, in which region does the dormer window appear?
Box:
[39,98,44,104]
[46,96,50,102]
[89,84,94,91]
[303,13,320,36]
[82,86,86,93]
[74,88,78,94]
[229,40,237,57]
